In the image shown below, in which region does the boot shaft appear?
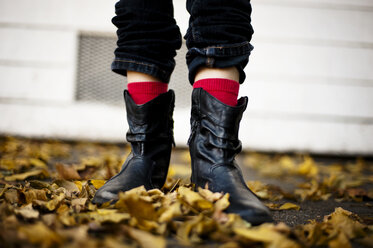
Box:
[124,90,175,153]
[124,90,175,188]
[188,88,248,186]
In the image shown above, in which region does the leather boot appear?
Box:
[92,90,175,204]
[188,88,272,225]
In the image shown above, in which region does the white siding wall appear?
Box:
[0,0,372,155]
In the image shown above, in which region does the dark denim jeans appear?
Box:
[111,0,253,84]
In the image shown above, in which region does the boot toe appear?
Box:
[235,208,273,226]
[92,188,118,205]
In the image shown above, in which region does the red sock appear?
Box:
[193,78,240,106]
[127,82,168,105]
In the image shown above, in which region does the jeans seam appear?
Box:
[206,41,250,49]
[113,59,168,75]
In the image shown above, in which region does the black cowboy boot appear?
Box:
[188,88,272,225]
[92,90,175,204]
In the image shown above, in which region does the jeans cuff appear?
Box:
[111,58,172,84]
[186,41,253,84]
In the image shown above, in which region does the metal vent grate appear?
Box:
[76,33,192,108]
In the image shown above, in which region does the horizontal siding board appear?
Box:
[0,66,75,102]
[0,28,76,63]
[252,4,373,44]
[239,115,373,154]
[247,43,373,80]
[0,0,117,32]
[240,81,373,119]
[0,102,125,142]
[1,0,372,43]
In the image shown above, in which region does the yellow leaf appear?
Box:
[176,214,204,243]
[5,169,49,181]
[126,227,166,248]
[297,157,318,177]
[279,203,300,211]
[214,193,230,212]
[198,187,224,202]
[279,156,296,170]
[234,224,301,248]
[18,222,63,247]
[29,158,48,169]
[45,193,65,211]
[74,180,84,192]
[86,209,130,224]
[329,231,351,248]
[159,202,182,222]
[325,207,366,239]
[116,186,159,221]
[89,179,106,189]
[177,186,213,211]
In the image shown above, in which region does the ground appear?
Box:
[0,136,372,248]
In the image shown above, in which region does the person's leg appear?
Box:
[185,0,253,107]
[185,0,272,224]
[185,0,254,85]
[93,0,181,204]
[112,0,181,83]
[111,0,181,105]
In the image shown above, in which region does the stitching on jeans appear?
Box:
[206,41,250,49]
[113,59,167,74]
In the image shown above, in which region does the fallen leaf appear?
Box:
[279,203,300,211]
[177,186,213,211]
[116,186,159,221]
[297,157,318,177]
[4,188,20,204]
[234,224,301,248]
[55,163,81,180]
[18,222,63,247]
[126,227,166,248]
[158,201,182,222]
[23,188,48,204]
[54,179,80,193]
[15,203,39,219]
[43,193,65,211]
[84,209,130,223]
[5,169,49,181]
[89,179,106,189]
[29,158,48,169]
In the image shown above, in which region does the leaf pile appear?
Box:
[0,137,372,248]
[245,154,373,202]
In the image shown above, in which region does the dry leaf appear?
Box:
[23,188,48,204]
[234,224,301,248]
[89,179,106,189]
[84,209,130,223]
[116,186,159,221]
[18,222,63,247]
[126,227,166,248]
[15,203,39,219]
[1,137,372,248]
[4,188,20,204]
[5,169,49,181]
[55,163,81,180]
[178,186,213,211]
[278,203,300,211]
[29,158,48,169]
[159,201,182,222]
